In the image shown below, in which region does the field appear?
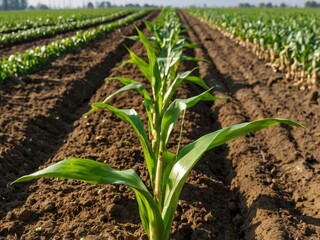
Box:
[0,8,320,239]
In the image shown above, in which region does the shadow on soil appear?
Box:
[0,25,145,221]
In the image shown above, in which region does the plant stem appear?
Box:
[154,142,163,209]
[176,109,186,159]
[149,222,157,240]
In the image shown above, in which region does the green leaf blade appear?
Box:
[13,158,148,190]
[161,88,218,147]
[12,158,164,239]
[90,103,156,186]
[162,118,304,235]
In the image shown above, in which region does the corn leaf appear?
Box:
[180,54,210,63]
[183,42,201,49]
[84,81,150,117]
[135,28,161,100]
[12,158,164,239]
[136,27,156,69]
[144,21,158,40]
[162,118,304,236]
[161,88,217,148]
[185,75,211,90]
[12,158,147,188]
[102,81,146,103]
[162,69,202,109]
[90,103,156,186]
[134,189,164,239]
[97,77,154,133]
[126,47,152,85]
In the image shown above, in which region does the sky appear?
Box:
[28,0,303,8]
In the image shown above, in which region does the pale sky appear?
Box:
[28,0,303,8]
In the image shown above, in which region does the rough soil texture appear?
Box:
[179,11,320,239]
[0,9,319,240]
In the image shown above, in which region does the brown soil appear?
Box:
[0,9,319,240]
[0,11,132,58]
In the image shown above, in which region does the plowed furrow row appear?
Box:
[1,9,319,240]
[0,12,132,59]
[0,11,157,224]
[197,14,320,233]
[180,10,320,239]
[180,12,292,240]
[1,10,235,239]
[207,22,320,161]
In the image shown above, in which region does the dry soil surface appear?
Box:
[0,10,319,240]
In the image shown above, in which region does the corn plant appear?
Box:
[189,8,320,88]
[0,10,149,84]
[13,9,303,240]
[0,10,133,48]
[0,8,130,34]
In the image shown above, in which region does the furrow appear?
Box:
[1,10,229,239]
[0,10,158,225]
[0,11,133,58]
[180,10,320,239]
[193,12,320,235]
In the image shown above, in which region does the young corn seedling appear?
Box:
[13,9,304,240]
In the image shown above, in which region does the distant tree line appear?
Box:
[86,1,158,9]
[0,0,28,10]
[238,2,290,8]
[0,0,157,11]
[305,1,320,7]
[238,2,320,8]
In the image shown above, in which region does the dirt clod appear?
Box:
[0,9,319,240]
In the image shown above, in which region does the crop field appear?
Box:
[189,8,320,91]
[0,7,319,240]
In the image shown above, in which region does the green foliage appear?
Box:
[0,10,133,47]
[0,8,131,33]
[0,10,149,84]
[189,8,320,76]
[13,8,304,240]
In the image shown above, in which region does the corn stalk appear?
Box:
[13,9,304,240]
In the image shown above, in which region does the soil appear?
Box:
[0,9,319,240]
[0,11,132,58]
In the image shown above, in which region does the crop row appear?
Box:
[0,10,133,48]
[0,10,149,83]
[188,8,320,90]
[13,8,302,240]
[0,8,131,34]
